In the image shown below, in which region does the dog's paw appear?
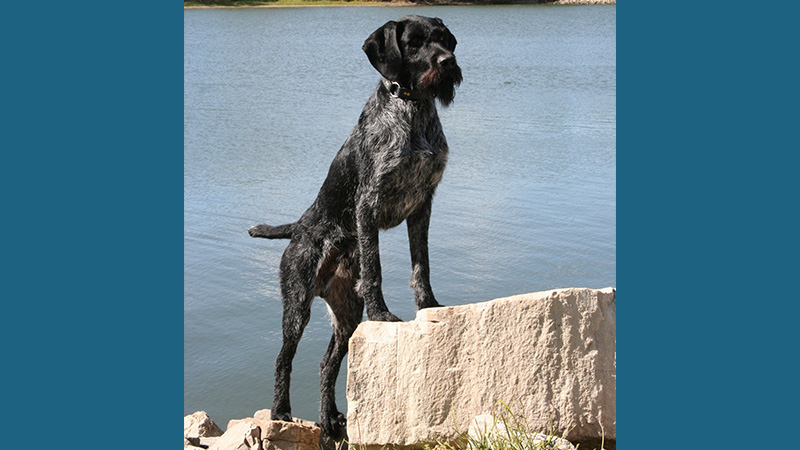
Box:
[419,301,442,309]
[369,311,402,322]
[318,412,347,440]
[248,224,268,238]
[271,410,293,422]
[417,295,442,309]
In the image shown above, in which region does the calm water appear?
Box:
[184,4,615,425]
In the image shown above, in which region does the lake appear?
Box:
[184,4,615,426]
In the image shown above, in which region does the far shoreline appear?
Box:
[185,0,615,9]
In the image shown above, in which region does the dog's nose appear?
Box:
[437,54,456,67]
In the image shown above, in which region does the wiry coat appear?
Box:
[248,15,462,439]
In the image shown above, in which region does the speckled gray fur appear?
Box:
[248,15,462,440]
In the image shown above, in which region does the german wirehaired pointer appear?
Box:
[248,15,462,439]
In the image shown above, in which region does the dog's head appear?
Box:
[363,15,462,107]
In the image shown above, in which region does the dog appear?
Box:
[248,15,462,439]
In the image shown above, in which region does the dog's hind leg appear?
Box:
[317,248,363,439]
[317,302,361,438]
[271,239,318,422]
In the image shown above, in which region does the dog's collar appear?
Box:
[382,78,425,101]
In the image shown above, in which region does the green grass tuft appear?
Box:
[339,400,604,450]
[433,400,576,450]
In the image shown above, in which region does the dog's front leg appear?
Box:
[356,197,402,322]
[407,196,442,310]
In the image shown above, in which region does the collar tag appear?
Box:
[383,78,421,100]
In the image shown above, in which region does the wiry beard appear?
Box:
[417,64,463,107]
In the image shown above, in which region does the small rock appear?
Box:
[211,421,261,450]
[185,411,224,438]
[253,409,316,429]
[253,409,330,450]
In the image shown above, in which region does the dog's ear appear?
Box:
[363,21,403,81]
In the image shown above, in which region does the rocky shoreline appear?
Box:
[184,409,582,450]
[185,288,615,450]
[184,410,339,450]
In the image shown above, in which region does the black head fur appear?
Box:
[363,15,462,107]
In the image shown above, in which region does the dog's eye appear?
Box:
[433,35,451,48]
[408,38,423,48]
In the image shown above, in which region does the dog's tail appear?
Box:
[248,222,295,239]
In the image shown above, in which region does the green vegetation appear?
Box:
[428,402,580,450]
[341,401,605,450]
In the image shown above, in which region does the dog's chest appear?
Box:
[376,131,447,228]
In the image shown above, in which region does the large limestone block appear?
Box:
[346,287,616,449]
